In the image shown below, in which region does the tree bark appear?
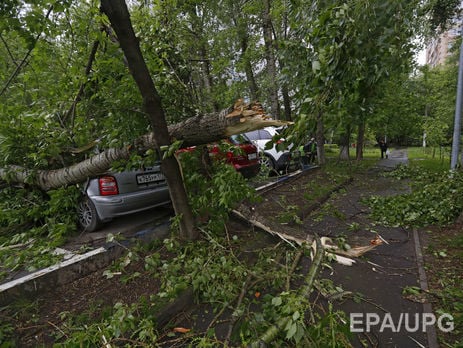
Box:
[240,35,259,102]
[338,128,351,161]
[187,6,219,113]
[100,0,198,240]
[356,119,365,160]
[231,5,259,102]
[236,22,259,102]
[281,80,292,121]
[262,0,280,120]
[316,110,325,165]
[64,38,100,128]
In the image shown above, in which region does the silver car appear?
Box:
[78,165,171,232]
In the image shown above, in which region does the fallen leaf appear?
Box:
[370,236,383,245]
[173,327,191,334]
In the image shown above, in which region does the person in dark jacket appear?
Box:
[379,139,388,159]
[303,138,317,164]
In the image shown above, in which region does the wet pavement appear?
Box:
[303,148,438,347]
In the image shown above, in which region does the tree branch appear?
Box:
[0,33,19,67]
[248,236,324,347]
[0,5,54,97]
[63,38,100,127]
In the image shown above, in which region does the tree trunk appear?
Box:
[316,110,325,165]
[0,100,289,190]
[262,0,280,120]
[188,6,219,113]
[101,0,197,240]
[338,128,351,161]
[281,80,292,121]
[199,43,219,113]
[239,34,259,101]
[64,38,100,129]
[356,119,365,160]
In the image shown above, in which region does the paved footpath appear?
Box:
[303,148,439,348]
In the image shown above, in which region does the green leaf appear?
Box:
[272,296,282,306]
[285,321,297,339]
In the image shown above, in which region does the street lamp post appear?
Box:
[451,27,463,169]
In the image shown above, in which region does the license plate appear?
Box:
[136,172,164,184]
[248,153,258,160]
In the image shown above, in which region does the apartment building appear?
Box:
[426,1,463,67]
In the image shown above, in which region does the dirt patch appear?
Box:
[8,248,163,346]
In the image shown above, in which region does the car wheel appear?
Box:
[260,154,277,174]
[78,197,101,232]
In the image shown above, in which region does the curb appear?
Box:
[0,221,170,306]
[255,165,317,194]
[413,228,440,348]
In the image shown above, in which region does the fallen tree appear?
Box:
[0,99,290,191]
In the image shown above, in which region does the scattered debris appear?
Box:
[173,327,191,334]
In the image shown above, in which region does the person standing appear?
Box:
[379,139,388,159]
[304,137,317,164]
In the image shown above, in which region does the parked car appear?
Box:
[243,127,292,172]
[220,134,261,178]
[78,164,171,232]
[78,138,259,232]
[178,136,261,179]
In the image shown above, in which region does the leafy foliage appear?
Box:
[366,165,463,227]
[31,231,351,347]
[423,0,462,33]
[0,185,80,281]
[1,0,463,345]
[177,146,257,234]
[424,226,463,346]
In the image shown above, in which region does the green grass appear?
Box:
[407,146,451,172]
[358,146,380,159]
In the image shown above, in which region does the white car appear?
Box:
[243,127,292,172]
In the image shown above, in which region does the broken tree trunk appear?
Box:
[0,99,290,191]
[100,0,197,240]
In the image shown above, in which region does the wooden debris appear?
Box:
[224,100,292,136]
[232,207,311,247]
[320,236,383,258]
[233,205,381,266]
[173,327,191,334]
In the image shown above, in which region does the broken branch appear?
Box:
[248,236,324,348]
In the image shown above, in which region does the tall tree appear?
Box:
[100,0,198,240]
[230,1,260,101]
[284,0,421,162]
[262,0,280,119]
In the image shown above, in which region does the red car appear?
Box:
[178,135,261,178]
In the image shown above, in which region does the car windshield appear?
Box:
[230,134,251,145]
[245,130,273,141]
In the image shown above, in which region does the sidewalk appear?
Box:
[303,148,438,347]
